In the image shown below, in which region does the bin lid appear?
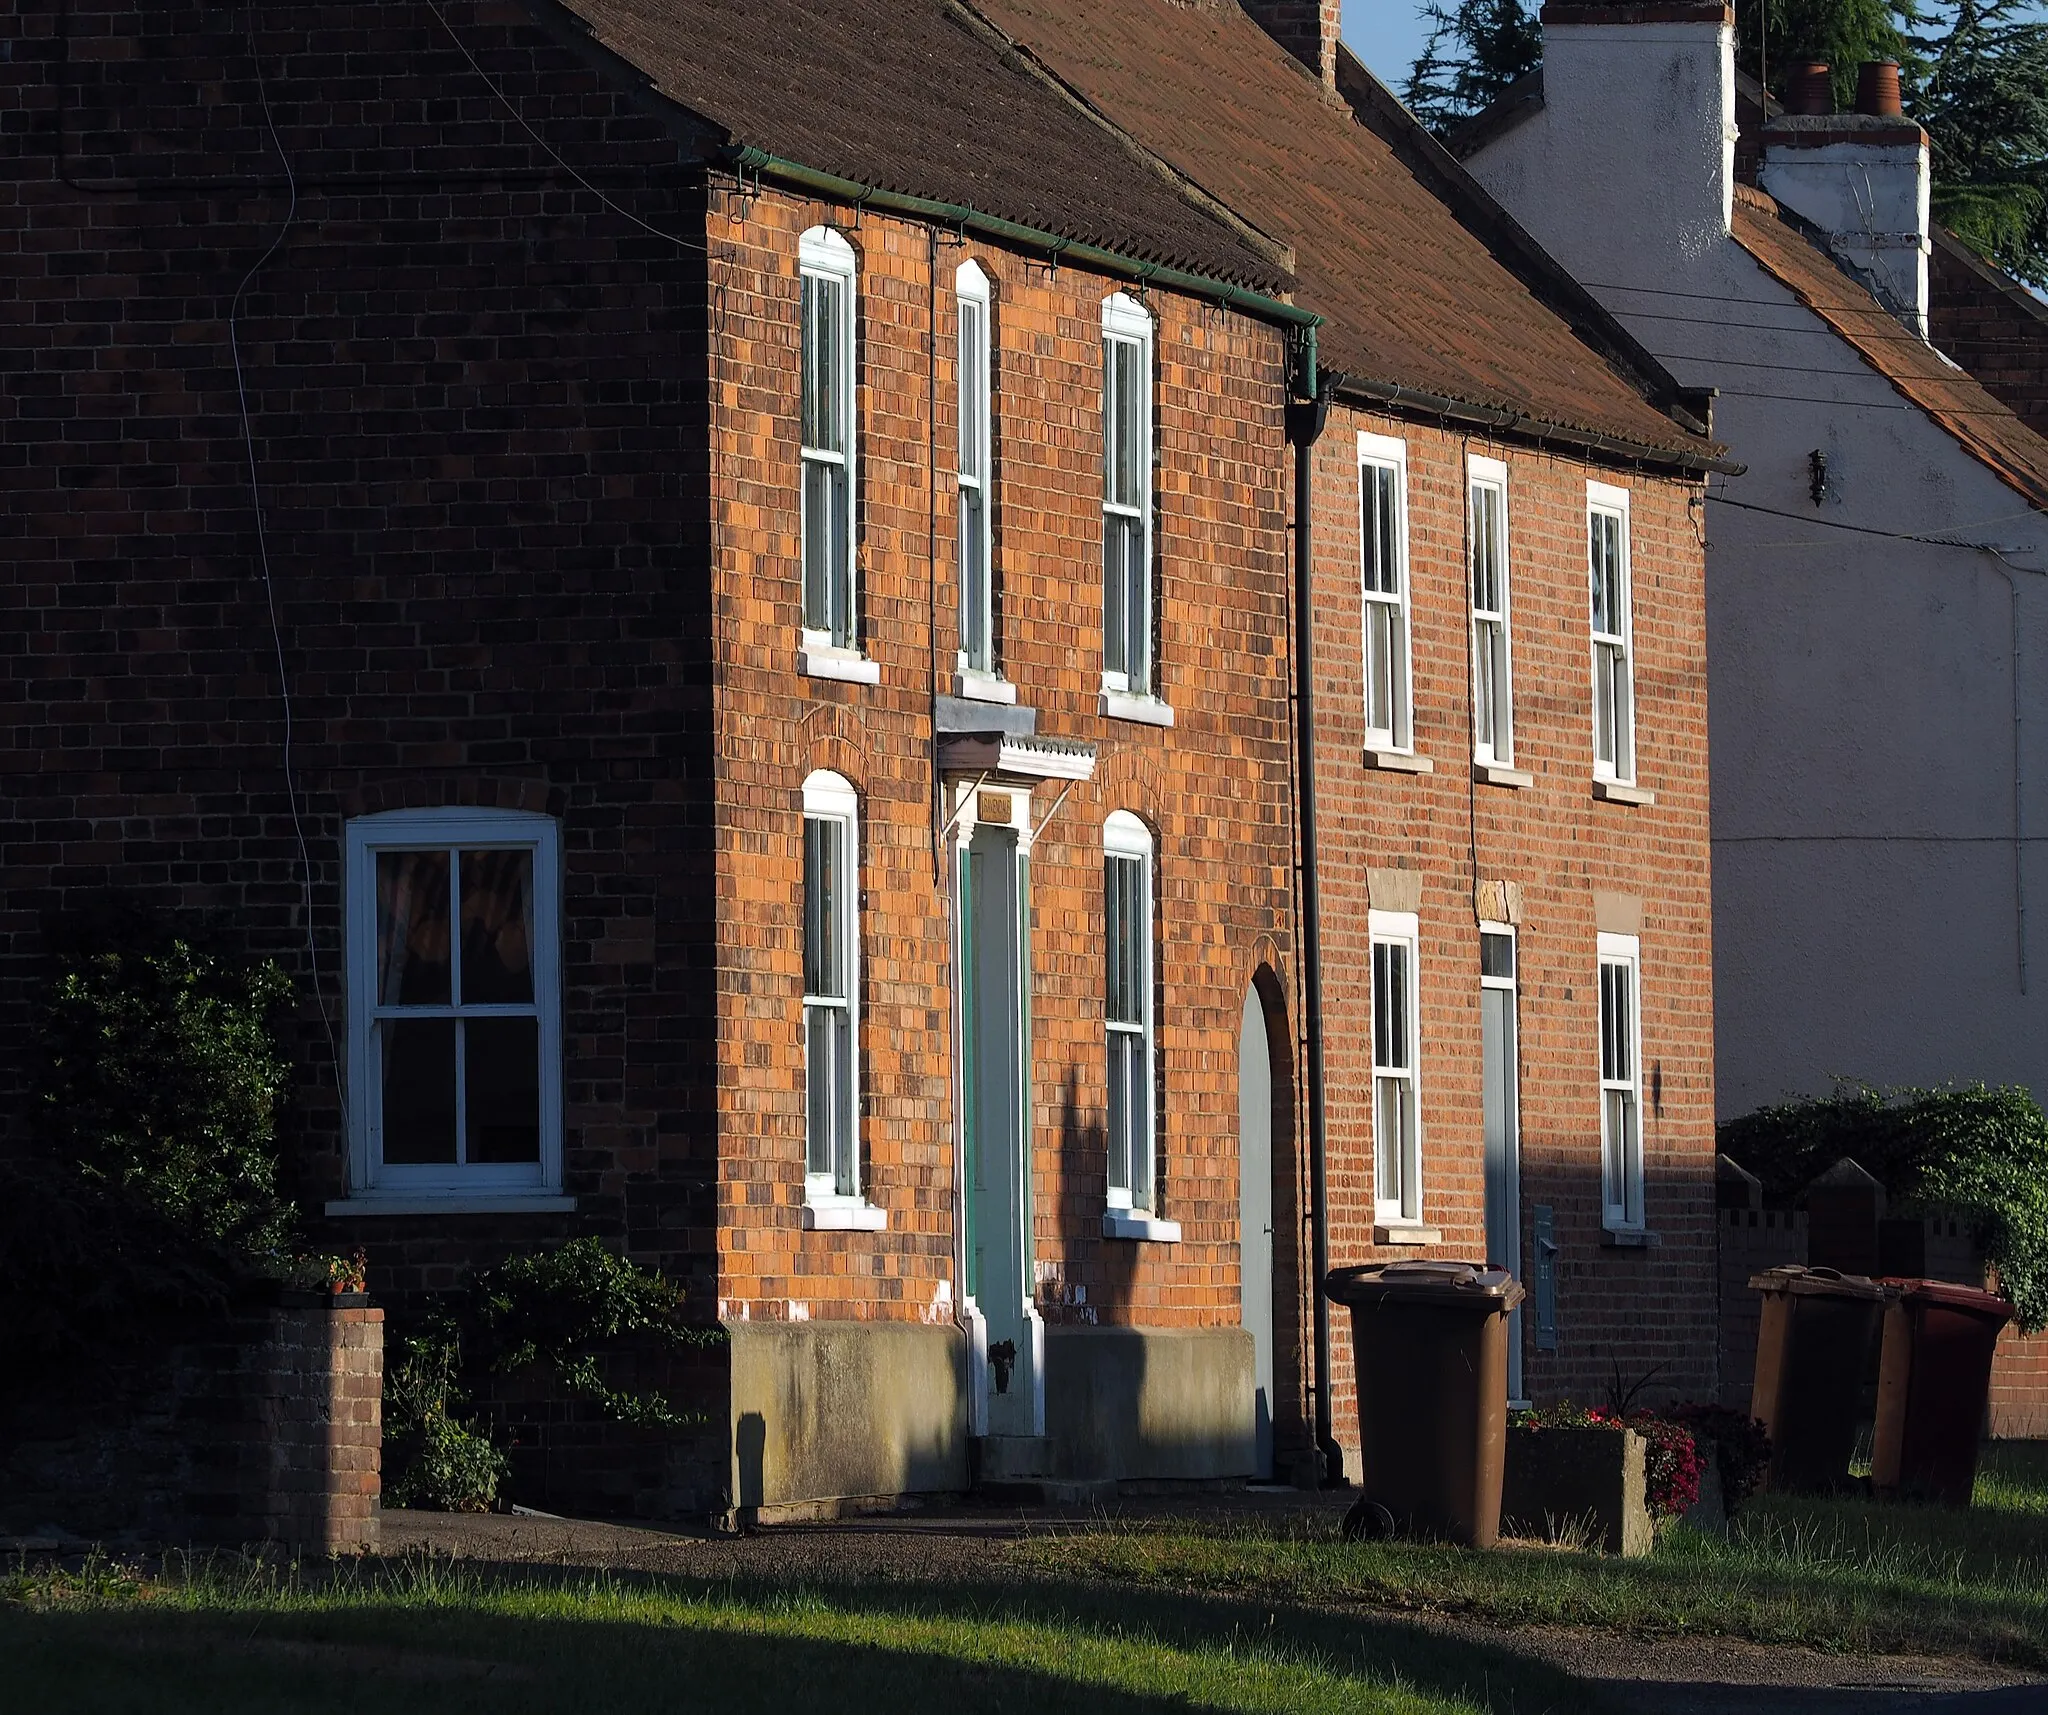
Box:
[1745,1264,1890,1301]
[1878,1277,2016,1323]
[1324,1260,1525,1310]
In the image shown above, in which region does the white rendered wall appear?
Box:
[1466,27,2048,1120]
[1467,18,1736,291]
[1760,129,1931,331]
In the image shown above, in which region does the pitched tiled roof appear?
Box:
[552,0,1290,293]
[1732,185,2048,510]
[970,0,1718,464]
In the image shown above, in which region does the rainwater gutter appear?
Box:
[1336,375,1745,481]
[1286,371,1345,1488]
[721,146,1324,371]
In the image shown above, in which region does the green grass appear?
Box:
[0,1551,1586,1715]
[1013,1442,2048,1668]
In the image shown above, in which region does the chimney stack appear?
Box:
[1760,59,1931,336]
[1239,1,1341,90]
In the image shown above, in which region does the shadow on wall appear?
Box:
[734,1409,767,1511]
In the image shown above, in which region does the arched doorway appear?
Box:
[1239,974,1288,1480]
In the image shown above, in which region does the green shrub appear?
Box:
[32,921,296,1264]
[1,913,303,1362]
[474,1236,718,1426]
[382,1319,507,1514]
[1720,1083,2048,1331]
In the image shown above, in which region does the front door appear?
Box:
[962,821,1036,1436]
[1480,926,1524,1402]
[1238,984,1275,1479]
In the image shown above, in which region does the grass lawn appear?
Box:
[0,1551,1587,1715]
[1015,1441,2048,1669]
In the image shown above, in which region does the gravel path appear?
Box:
[378,1504,2048,1715]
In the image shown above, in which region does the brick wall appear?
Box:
[1717,1206,1807,1410]
[704,185,1299,1331]
[1928,236,2048,439]
[0,1295,382,1553]
[0,1,721,1305]
[1303,408,1719,1468]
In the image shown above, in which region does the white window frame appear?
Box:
[1359,432,1414,753]
[956,261,998,684]
[1469,456,1514,768]
[1101,294,1155,700]
[1599,931,1645,1233]
[1370,907,1423,1226]
[1588,481,1636,785]
[800,226,859,658]
[1104,810,1158,1217]
[802,769,881,1229]
[341,807,563,1208]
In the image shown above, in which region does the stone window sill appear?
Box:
[325,1195,577,1217]
[955,670,1017,705]
[1475,761,1534,789]
[802,645,881,686]
[1103,1209,1183,1242]
[1602,1226,1662,1248]
[1100,691,1176,728]
[1365,747,1433,774]
[1594,778,1655,807]
[1374,1222,1444,1246]
[803,1200,888,1232]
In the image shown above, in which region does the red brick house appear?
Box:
[5,0,1730,1517]
[980,0,1733,1480]
[4,0,1323,1513]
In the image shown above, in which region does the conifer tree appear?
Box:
[1407,0,2048,284]
[1403,0,1541,133]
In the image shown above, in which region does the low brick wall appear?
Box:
[1991,1325,2048,1440]
[0,1292,381,1553]
[1717,1206,1807,1410]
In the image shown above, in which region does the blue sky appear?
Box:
[1341,1,2048,90]
[1342,1,1432,86]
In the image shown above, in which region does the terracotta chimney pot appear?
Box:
[1856,58,1904,118]
[1784,61,1834,116]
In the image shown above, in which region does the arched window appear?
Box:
[342,807,564,1207]
[801,769,882,1228]
[800,227,858,651]
[1101,293,1154,698]
[956,260,996,678]
[1103,810,1162,1228]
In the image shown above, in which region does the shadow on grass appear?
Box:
[1,1555,1592,1715]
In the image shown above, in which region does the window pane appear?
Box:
[1595,644,1618,768]
[805,817,845,1000]
[1108,1034,1131,1195]
[806,1001,848,1180]
[1481,931,1514,981]
[1365,604,1392,733]
[1375,1074,1404,1206]
[380,1016,457,1164]
[1107,338,1144,509]
[959,299,986,481]
[1104,514,1144,685]
[459,849,535,1005]
[466,1016,540,1163]
[1372,941,1409,1071]
[803,460,851,643]
[1475,617,1501,755]
[376,850,451,1005]
[802,272,845,455]
[1472,486,1501,613]
[961,484,988,667]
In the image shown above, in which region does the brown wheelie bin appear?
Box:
[1872,1278,2015,1506]
[1749,1265,1890,1493]
[1324,1261,1524,1547]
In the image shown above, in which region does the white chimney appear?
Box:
[1759,60,1931,336]
[1463,3,1738,293]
